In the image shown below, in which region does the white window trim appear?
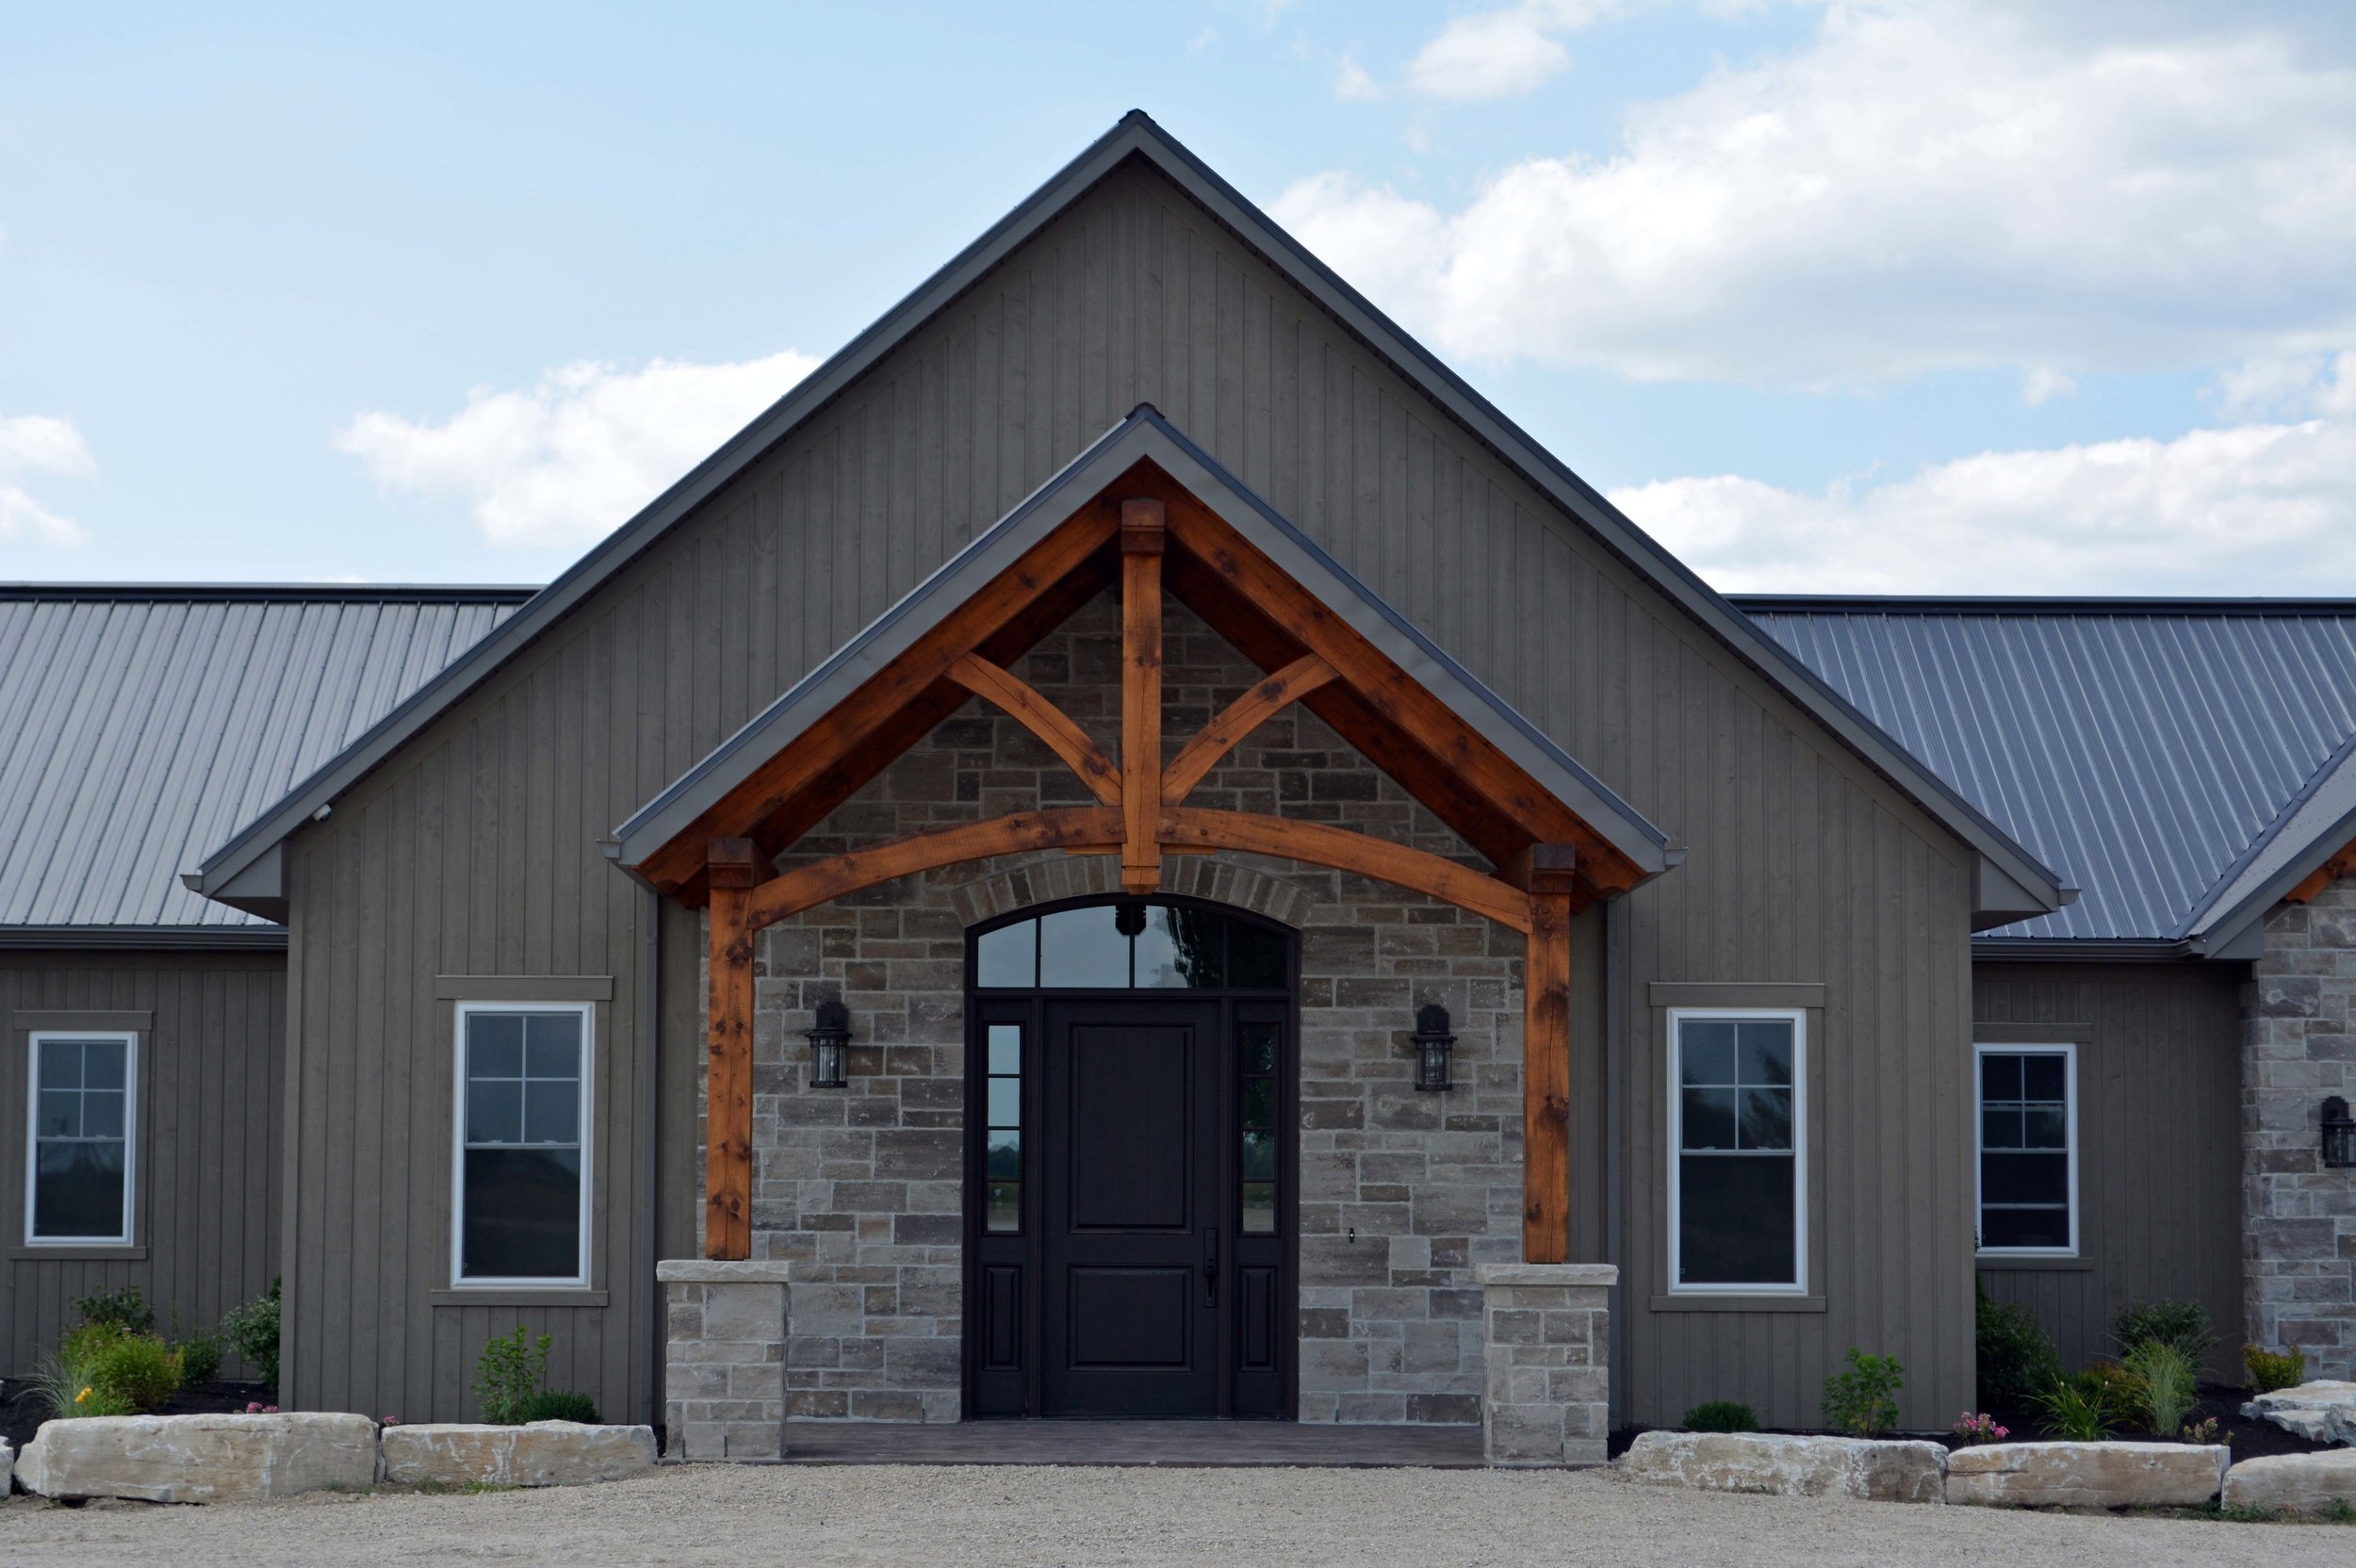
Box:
[1665,1006,1808,1296]
[449,1000,595,1289]
[24,1029,139,1247]
[1972,1040,2079,1259]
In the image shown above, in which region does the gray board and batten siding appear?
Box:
[3,949,285,1379]
[253,148,1994,1429]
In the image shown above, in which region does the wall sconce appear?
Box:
[2325,1095,2355,1169]
[807,997,851,1089]
[1412,1003,1456,1093]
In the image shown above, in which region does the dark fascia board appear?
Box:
[1971,937,2197,964]
[0,923,287,952]
[0,582,539,603]
[190,109,2063,917]
[1732,594,2356,617]
[609,406,1671,878]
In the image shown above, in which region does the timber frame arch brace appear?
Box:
[611,414,1670,1268]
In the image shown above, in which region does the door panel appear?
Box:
[1068,1026,1192,1232]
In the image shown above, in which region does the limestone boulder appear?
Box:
[2,1434,13,1495]
[1617,1431,1948,1504]
[379,1421,657,1488]
[2222,1450,2356,1513]
[13,1413,378,1504]
[1945,1442,2227,1509]
[2241,1381,2356,1446]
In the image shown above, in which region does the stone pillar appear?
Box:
[2246,885,2356,1380]
[1477,1262,1615,1466]
[658,1259,792,1460]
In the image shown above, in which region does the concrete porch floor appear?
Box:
[780,1418,1486,1467]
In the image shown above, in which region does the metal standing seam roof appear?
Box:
[0,585,532,937]
[1738,597,2356,942]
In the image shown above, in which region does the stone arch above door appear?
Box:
[946,852,1319,932]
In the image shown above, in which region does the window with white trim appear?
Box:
[1975,1044,2076,1254]
[452,1004,592,1286]
[1668,1010,1804,1292]
[26,1031,137,1245]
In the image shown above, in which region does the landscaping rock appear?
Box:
[2241,1380,2356,1446]
[2,1435,13,1494]
[1616,1431,1948,1504]
[2221,1450,2356,1513]
[12,1413,377,1504]
[1944,1442,2227,1509]
[379,1421,657,1488]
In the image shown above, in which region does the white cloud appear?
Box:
[0,413,95,547]
[1610,409,2356,594]
[1275,3,2356,386]
[335,351,819,549]
[2215,351,2356,421]
[1335,54,1383,103]
[2021,368,2076,407]
[1406,7,1575,100]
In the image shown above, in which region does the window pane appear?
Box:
[975,922,1037,988]
[1983,1206,2070,1250]
[461,1147,581,1278]
[37,1038,81,1089]
[2021,1054,2066,1102]
[1981,1053,2021,1102]
[1680,1087,1738,1151]
[1983,1152,2068,1206]
[985,1181,1021,1233]
[1238,1022,1278,1076]
[1241,1077,1277,1129]
[1678,1152,1796,1285]
[79,1089,126,1140]
[986,1077,1020,1128]
[468,1014,524,1079]
[986,1130,1021,1181]
[2022,1105,2067,1149]
[522,1080,579,1145]
[1739,1086,1792,1151]
[1227,922,1287,990]
[1240,1128,1276,1182]
[1982,1106,2022,1151]
[80,1039,126,1090]
[1680,1021,1735,1086]
[466,1078,524,1145]
[1136,906,1225,988]
[33,1141,126,1238]
[1241,1181,1277,1234]
[987,1023,1022,1075]
[1038,906,1129,988]
[36,1088,79,1137]
[1738,1022,1792,1087]
[525,1014,581,1079]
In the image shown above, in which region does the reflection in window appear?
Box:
[984,1023,1023,1233]
[977,903,1287,990]
[1238,1021,1279,1233]
[1674,1015,1800,1290]
[457,1006,589,1283]
[29,1034,135,1244]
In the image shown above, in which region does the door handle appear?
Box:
[1204,1228,1219,1307]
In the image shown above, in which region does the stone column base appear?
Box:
[657,1259,792,1461]
[1478,1262,1616,1467]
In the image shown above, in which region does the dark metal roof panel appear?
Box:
[0,586,531,929]
[1739,598,2356,939]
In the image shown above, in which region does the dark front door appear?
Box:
[1038,998,1221,1417]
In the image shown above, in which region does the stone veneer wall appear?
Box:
[714,592,1530,1422]
[2246,878,2356,1380]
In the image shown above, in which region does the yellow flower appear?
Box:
[75,1386,90,1404]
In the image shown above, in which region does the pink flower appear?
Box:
[383,1416,401,1426]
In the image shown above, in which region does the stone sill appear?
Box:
[656,1259,795,1284]
[1477,1263,1619,1288]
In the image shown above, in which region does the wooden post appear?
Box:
[1120,498,1165,896]
[1516,845,1579,1264]
[704,840,765,1261]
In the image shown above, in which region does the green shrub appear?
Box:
[72,1285,155,1335]
[2114,1298,2216,1366]
[221,1277,282,1386]
[2245,1345,2306,1394]
[29,1348,138,1419]
[44,1320,183,1413]
[1974,1286,2063,1406]
[1821,1348,1904,1436]
[474,1324,553,1425]
[176,1331,223,1386]
[2121,1339,2198,1437]
[514,1389,600,1424]
[1681,1399,1759,1432]
[2075,1359,2141,1414]
[2032,1377,2119,1441]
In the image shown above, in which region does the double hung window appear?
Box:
[1668,1011,1805,1292]
[452,1004,592,1286]
[25,1032,137,1245]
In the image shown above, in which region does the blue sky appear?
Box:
[4,1,2354,592]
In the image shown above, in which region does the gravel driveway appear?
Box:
[3,1462,2349,1566]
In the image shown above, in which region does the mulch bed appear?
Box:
[0,1380,272,1457]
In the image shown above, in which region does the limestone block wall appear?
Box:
[2245,882,2356,1379]
[715,593,1528,1422]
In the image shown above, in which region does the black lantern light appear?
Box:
[1412,1003,1456,1092]
[807,997,852,1089]
[2324,1095,2356,1170]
